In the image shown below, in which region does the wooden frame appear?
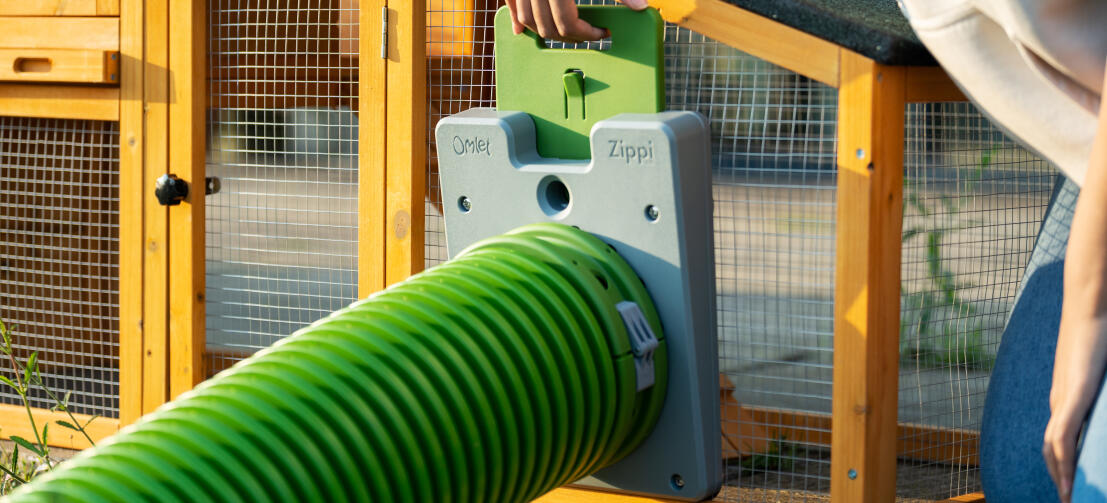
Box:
[359,0,388,296]
[166,0,208,400]
[0,49,120,84]
[139,0,171,413]
[0,0,119,16]
[117,0,143,426]
[383,0,427,286]
[831,50,906,502]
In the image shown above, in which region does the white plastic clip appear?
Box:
[617,301,660,391]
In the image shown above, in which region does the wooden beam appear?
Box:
[141,0,170,414]
[831,49,905,502]
[0,404,119,450]
[0,49,119,84]
[117,0,143,427]
[0,1,99,16]
[649,0,839,87]
[384,1,426,283]
[166,0,206,400]
[0,17,119,50]
[905,66,967,103]
[359,0,387,296]
[0,84,118,121]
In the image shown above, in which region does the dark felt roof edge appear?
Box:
[721,0,937,66]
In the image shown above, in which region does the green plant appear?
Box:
[740,435,798,474]
[900,148,996,371]
[0,318,97,493]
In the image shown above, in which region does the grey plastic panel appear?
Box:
[436,109,721,501]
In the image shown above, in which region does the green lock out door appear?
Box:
[494,6,665,160]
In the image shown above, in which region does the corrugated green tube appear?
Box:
[6,223,667,503]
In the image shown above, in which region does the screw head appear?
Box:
[855,148,865,160]
[645,205,659,222]
[848,469,858,480]
[670,474,684,490]
[458,196,472,213]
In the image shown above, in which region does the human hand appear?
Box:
[1045,318,1107,503]
[504,0,649,43]
[1044,397,1089,503]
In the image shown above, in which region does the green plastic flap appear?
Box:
[494,6,664,160]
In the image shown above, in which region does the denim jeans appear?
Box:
[980,177,1107,502]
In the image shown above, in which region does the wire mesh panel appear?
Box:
[206,0,359,375]
[666,30,839,502]
[897,103,1056,500]
[426,0,498,267]
[0,117,120,418]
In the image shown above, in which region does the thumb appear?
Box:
[619,0,649,10]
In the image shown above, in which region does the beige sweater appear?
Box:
[898,0,1107,185]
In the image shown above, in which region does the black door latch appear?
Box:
[155,174,189,206]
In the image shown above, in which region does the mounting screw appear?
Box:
[848,469,858,480]
[458,196,472,213]
[645,205,659,222]
[855,148,865,160]
[110,74,117,81]
[670,474,684,490]
[205,176,221,195]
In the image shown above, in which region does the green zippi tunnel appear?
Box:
[7,223,668,503]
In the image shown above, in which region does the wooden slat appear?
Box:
[141,0,170,414]
[831,49,905,502]
[384,2,426,283]
[0,404,118,450]
[0,0,98,16]
[0,49,118,84]
[0,17,118,50]
[535,487,677,502]
[733,406,980,466]
[905,66,967,103]
[358,0,387,296]
[117,0,143,427]
[166,0,206,400]
[941,493,986,503]
[650,0,839,87]
[0,83,118,120]
[97,0,119,16]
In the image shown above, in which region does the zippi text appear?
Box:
[607,140,654,165]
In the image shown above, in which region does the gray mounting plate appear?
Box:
[436,109,721,501]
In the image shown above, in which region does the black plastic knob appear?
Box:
[155,174,189,206]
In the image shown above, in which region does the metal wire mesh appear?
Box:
[0,117,120,418]
[426,0,498,267]
[206,0,359,375]
[667,30,840,502]
[897,102,1057,500]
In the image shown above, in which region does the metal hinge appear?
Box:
[617,301,660,391]
[380,6,388,59]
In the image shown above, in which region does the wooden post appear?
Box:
[384,0,426,284]
[141,0,170,413]
[359,0,387,296]
[830,49,905,502]
[117,0,144,426]
[167,0,207,399]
